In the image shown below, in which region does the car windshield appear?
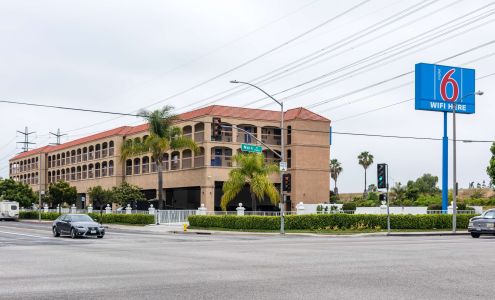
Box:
[483,211,495,218]
[70,215,94,222]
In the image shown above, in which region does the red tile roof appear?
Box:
[10,105,329,161]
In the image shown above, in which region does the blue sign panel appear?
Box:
[415,63,475,114]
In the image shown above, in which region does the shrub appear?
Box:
[342,202,356,211]
[427,204,442,211]
[19,212,154,225]
[188,214,476,231]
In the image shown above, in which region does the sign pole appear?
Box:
[452,103,457,233]
[442,112,449,213]
[386,164,390,235]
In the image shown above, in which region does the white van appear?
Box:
[0,201,20,221]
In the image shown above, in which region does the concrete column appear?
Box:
[201,186,215,211]
[205,146,211,167]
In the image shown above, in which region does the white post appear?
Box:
[125,204,132,214]
[70,204,77,214]
[197,203,207,216]
[87,204,93,213]
[43,204,49,213]
[236,203,245,216]
[380,201,387,214]
[105,204,112,214]
[296,202,305,215]
[148,204,155,215]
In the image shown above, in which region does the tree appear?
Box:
[47,180,77,207]
[221,153,280,211]
[121,106,198,209]
[112,182,145,207]
[0,178,37,207]
[487,142,495,188]
[329,159,343,195]
[88,185,113,211]
[391,182,406,206]
[357,151,374,196]
[414,173,440,194]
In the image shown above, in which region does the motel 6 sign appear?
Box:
[415,63,475,114]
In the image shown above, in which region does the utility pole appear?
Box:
[16,127,35,152]
[49,128,66,145]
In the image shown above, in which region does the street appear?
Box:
[0,221,493,299]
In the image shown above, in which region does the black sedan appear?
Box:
[52,214,105,239]
[468,209,495,238]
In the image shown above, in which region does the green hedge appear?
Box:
[188,214,476,231]
[19,211,154,225]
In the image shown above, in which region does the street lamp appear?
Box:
[452,90,483,233]
[230,80,286,234]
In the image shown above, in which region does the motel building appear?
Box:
[8,105,330,211]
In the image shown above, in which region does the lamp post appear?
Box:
[230,80,286,234]
[452,90,483,233]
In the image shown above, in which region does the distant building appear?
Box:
[8,105,330,211]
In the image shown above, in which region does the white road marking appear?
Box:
[0,230,52,239]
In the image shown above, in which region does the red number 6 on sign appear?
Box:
[440,69,459,102]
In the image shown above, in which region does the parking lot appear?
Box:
[0,221,494,300]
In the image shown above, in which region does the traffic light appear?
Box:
[377,163,387,189]
[213,118,222,140]
[282,173,291,192]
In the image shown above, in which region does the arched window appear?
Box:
[133,158,141,175]
[102,142,108,158]
[171,151,180,170]
[71,150,76,164]
[48,171,52,183]
[151,157,157,172]
[163,153,169,171]
[211,147,232,167]
[287,126,292,145]
[95,163,101,178]
[109,141,115,156]
[35,172,39,184]
[66,151,70,165]
[27,159,31,171]
[77,149,82,163]
[82,147,88,161]
[89,145,94,160]
[27,173,31,184]
[61,153,65,166]
[61,169,65,181]
[70,167,75,181]
[56,170,61,181]
[126,159,132,176]
[183,125,192,140]
[82,165,87,179]
[77,166,82,180]
[102,161,108,177]
[48,156,52,168]
[88,164,94,179]
[262,126,281,145]
[95,144,101,159]
[236,124,257,143]
[56,154,61,167]
[194,147,205,167]
[182,150,192,169]
[194,122,205,142]
[65,168,70,181]
[287,149,292,169]
[109,160,114,176]
[142,157,150,174]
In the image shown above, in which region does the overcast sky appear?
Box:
[1,0,494,193]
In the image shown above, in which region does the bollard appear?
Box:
[183,223,188,232]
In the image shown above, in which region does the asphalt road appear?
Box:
[0,221,494,300]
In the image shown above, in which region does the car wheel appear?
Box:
[97,235,104,239]
[53,227,60,237]
[471,232,480,238]
[70,228,77,239]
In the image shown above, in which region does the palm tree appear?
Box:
[391,182,406,207]
[329,159,343,195]
[121,106,198,209]
[221,153,280,211]
[357,151,374,196]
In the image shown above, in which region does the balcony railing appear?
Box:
[211,132,233,142]
[194,156,205,167]
[182,158,192,169]
[210,155,232,167]
[171,160,180,170]
[142,164,149,174]
[261,134,281,145]
[194,131,204,142]
[237,132,256,143]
